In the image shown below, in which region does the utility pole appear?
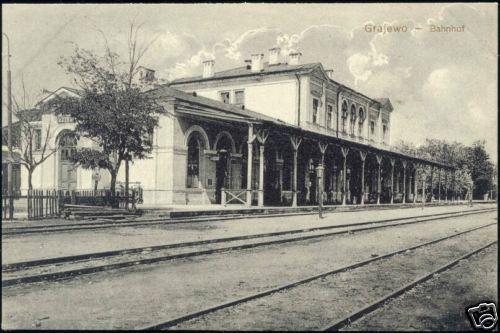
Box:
[125,154,129,210]
[316,164,324,219]
[3,33,14,221]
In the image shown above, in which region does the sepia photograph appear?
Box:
[1,2,498,330]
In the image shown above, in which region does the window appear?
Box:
[59,132,77,161]
[326,104,333,129]
[341,101,348,132]
[34,129,42,150]
[220,91,230,104]
[234,90,245,105]
[312,98,319,124]
[383,124,388,141]
[358,107,365,136]
[370,121,375,136]
[358,108,365,124]
[187,135,201,188]
[350,105,357,134]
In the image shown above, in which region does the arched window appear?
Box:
[341,101,348,133]
[350,105,357,123]
[358,107,365,136]
[59,132,77,161]
[350,105,357,134]
[358,107,365,124]
[187,133,203,188]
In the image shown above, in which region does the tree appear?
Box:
[394,138,495,200]
[3,82,56,190]
[393,140,418,157]
[48,23,164,201]
[464,141,495,199]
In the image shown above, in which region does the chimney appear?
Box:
[325,69,334,80]
[244,59,252,70]
[268,47,281,65]
[288,52,302,65]
[203,59,215,78]
[251,53,264,72]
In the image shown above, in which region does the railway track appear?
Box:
[140,222,497,330]
[2,208,495,287]
[322,240,497,331]
[2,203,487,236]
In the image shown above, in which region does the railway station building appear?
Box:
[21,49,455,207]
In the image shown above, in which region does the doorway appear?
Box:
[215,150,230,204]
[58,132,78,191]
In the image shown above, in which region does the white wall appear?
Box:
[123,103,176,205]
[187,77,298,126]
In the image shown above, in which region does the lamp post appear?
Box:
[316,164,324,219]
[3,33,13,221]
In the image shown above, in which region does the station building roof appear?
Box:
[169,61,388,109]
[151,85,452,170]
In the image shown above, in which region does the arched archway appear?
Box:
[57,130,78,191]
[186,130,208,189]
[213,131,236,153]
[184,125,210,148]
[263,138,282,206]
[214,132,234,203]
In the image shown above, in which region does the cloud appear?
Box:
[347,53,373,84]
[422,68,453,99]
[152,4,496,160]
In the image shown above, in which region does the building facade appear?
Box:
[20,49,454,207]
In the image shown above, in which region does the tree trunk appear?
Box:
[28,167,33,191]
[110,171,117,194]
[125,158,129,209]
[110,170,117,208]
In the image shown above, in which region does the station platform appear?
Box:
[1,200,495,229]
[139,200,494,219]
[2,203,497,264]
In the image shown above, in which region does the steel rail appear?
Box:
[3,210,495,287]
[2,210,490,278]
[322,240,497,331]
[139,222,496,330]
[4,207,493,272]
[2,203,486,236]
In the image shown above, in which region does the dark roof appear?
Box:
[170,62,320,85]
[169,61,388,108]
[35,86,81,107]
[150,86,450,169]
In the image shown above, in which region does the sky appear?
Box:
[2,3,498,161]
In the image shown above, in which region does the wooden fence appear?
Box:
[2,188,143,220]
[27,189,60,219]
[58,189,140,209]
[221,189,247,206]
[2,191,14,220]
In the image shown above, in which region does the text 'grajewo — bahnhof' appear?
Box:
[365,23,466,33]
